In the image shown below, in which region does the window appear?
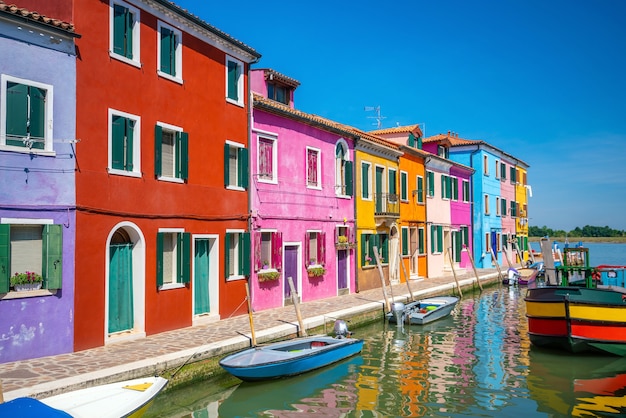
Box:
[484,194,490,215]
[305,231,326,266]
[418,227,425,255]
[495,160,501,180]
[496,197,501,216]
[155,123,188,181]
[437,145,448,159]
[400,171,408,202]
[496,232,502,252]
[335,142,353,197]
[110,1,140,66]
[500,162,507,181]
[483,155,489,175]
[255,231,282,271]
[441,175,452,199]
[485,233,491,253]
[226,56,243,105]
[225,230,250,279]
[224,141,248,190]
[306,147,320,189]
[361,233,388,265]
[157,21,182,82]
[388,169,397,202]
[510,201,517,217]
[401,227,409,256]
[501,198,507,217]
[157,231,190,289]
[461,226,469,248]
[462,180,470,202]
[361,162,371,199]
[1,75,53,152]
[510,166,517,184]
[426,171,435,197]
[407,132,422,149]
[0,223,63,293]
[258,136,276,182]
[109,109,141,176]
[416,175,424,204]
[452,177,459,201]
[430,225,443,254]
[267,83,290,105]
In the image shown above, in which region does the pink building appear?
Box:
[249,69,357,310]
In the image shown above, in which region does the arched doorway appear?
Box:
[389,224,400,284]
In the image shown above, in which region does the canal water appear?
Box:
[146,283,626,417]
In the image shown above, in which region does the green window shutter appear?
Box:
[430,225,435,253]
[401,172,407,200]
[446,177,452,199]
[160,27,172,74]
[437,226,443,253]
[156,232,164,287]
[418,228,424,254]
[126,119,134,171]
[388,170,396,195]
[179,232,191,284]
[401,228,408,255]
[427,171,434,196]
[510,167,516,183]
[239,147,249,189]
[6,82,28,147]
[408,133,415,147]
[113,4,127,56]
[124,8,133,58]
[417,136,423,149]
[240,232,250,276]
[224,233,231,277]
[43,224,63,289]
[455,231,462,262]
[227,61,239,101]
[381,235,388,263]
[417,177,424,203]
[345,160,353,196]
[154,125,162,177]
[111,116,126,170]
[177,131,189,180]
[361,164,369,198]
[0,224,9,293]
[453,178,459,200]
[224,143,230,186]
[29,87,46,149]
[361,235,367,265]
[441,175,445,198]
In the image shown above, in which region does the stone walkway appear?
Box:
[0,269,500,401]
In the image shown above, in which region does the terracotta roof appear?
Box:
[0,1,76,34]
[369,124,423,137]
[260,69,300,88]
[424,132,483,146]
[252,93,400,151]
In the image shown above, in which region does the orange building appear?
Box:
[18,0,261,351]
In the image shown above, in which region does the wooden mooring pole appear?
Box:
[244,281,257,347]
[287,277,307,337]
[447,248,463,298]
[373,246,391,312]
[465,247,484,291]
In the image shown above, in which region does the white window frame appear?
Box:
[0,74,54,154]
[226,229,246,281]
[334,139,350,197]
[109,0,141,68]
[226,140,245,191]
[483,155,489,176]
[415,175,424,204]
[496,197,501,216]
[259,229,278,271]
[361,161,372,201]
[108,108,141,177]
[484,194,490,215]
[462,180,470,203]
[158,228,186,290]
[495,160,501,180]
[400,171,408,202]
[156,121,184,183]
[306,146,321,190]
[257,134,277,184]
[225,56,244,107]
[156,20,182,84]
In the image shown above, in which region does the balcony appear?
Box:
[374,193,400,218]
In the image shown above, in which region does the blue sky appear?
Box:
[175,0,626,231]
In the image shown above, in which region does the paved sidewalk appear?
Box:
[0,269,500,401]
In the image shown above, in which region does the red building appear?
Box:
[17,0,260,351]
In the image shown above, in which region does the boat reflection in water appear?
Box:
[527,348,626,417]
[218,355,363,417]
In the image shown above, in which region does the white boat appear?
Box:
[0,376,168,418]
[387,296,459,325]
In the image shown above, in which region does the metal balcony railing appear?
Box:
[374,193,400,217]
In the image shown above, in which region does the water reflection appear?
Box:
[146,287,626,417]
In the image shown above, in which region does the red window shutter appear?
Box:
[319,232,326,266]
[272,232,283,271]
[254,232,262,272]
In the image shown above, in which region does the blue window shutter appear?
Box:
[177,131,189,180]
[156,232,164,287]
[224,143,230,187]
[0,224,9,293]
[43,224,63,289]
[154,125,162,177]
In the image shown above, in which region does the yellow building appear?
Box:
[515,163,531,262]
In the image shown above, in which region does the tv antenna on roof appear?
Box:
[364,106,386,129]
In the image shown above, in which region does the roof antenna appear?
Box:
[364,106,386,129]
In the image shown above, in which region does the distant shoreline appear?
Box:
[528,237,626,243]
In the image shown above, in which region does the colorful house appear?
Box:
[514,163,531,262]
[0,2,78,362]
[249,69,357,310]
[369,125,428,280]
[22,0,261,352]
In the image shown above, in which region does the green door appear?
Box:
[108,243,134,333]
[194,239,210,315]
[375,167,384,212]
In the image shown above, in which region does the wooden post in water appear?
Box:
[287,277,307,337]
[490,247,505,282]
[447,248,463,298]
[245,281,256,347]
[398,251,414,301]
[465,247,484,291]
[502,246,514,269]
[373,246,391,312]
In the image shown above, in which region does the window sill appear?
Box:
[0,289,57,300]
[158,283,185,291]
[157,70,183,85]
[226,275,246,282]
[109,51,142,69]
[226,185,246,192]
[226,97,244,108]
[157,176,185,184]
[108,168,142,178]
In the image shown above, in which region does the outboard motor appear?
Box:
[334,319,351,338]
[392,302,406,326]
[507,268,519,285]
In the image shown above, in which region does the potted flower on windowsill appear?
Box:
[10,271,43,291]
[307,266,326,278]
[364,256,372,266]
[258,270,280,283]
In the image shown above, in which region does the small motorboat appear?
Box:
[0,376,168,418]
[388,296,459,325]
[219,320,363,382]
[503,262,544,286]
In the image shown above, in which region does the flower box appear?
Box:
[258,271,280,282]
[10,271,43,291]
[307,266,326,278]
[14,282,42,292]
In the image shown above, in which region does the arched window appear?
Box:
[335,141,353,197]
